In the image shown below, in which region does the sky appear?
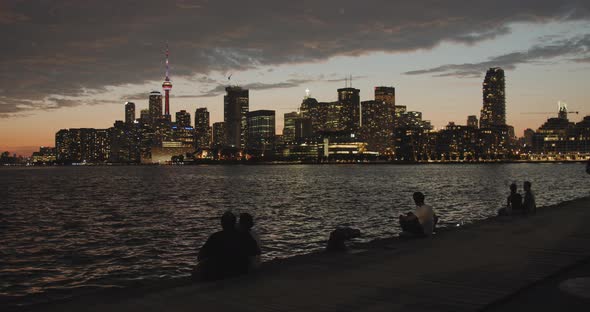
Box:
[1,0,590,156]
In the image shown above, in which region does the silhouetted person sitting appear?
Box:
[523,181,537,214]
[196,211,260,281]
[326,227,361,252]
[399,192,437,237]
[238,212,262,269]
[498,183,523,216]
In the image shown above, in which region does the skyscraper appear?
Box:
[224,86,249,148]
[374,86,395,107]
[300,96,325,135]
[246,110,275,151]
[361,100,393,153]
[283,111,299,142]
[367,86,396,152]
[336,87,361,131]
[480,67,506,128]
[140,109,150,124]
[176,110,191,128]
[212,122,225,148]
[467,115,478,128]
[149,91,163,126]
[162,46,173,118]
[125,102,135,124]
[195,107,211,149]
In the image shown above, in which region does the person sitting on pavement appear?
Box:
[498,183,523,216]
[399,192,437,237]
[238,212,262,270]
[326,227,361,252]
[195,211,260,281]
[523,181,537,214]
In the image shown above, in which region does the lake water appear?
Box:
[1,163,589,306]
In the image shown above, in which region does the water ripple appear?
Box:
[0,163,589,305]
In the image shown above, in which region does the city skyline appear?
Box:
[2,1,590,155]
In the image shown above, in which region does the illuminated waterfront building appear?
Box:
[94,129,110,161]
[140,109,150,124]
[246,110,276,152]
[575,116,590,153]
[300,96,327,135]
[480,67,506,128]
[360,100,393,154]
[31,147,56,163]
[477,125,515,159]
[374,86,395,107]
[176,110,191,128]
[397,111,433,130]
[295,118,313,141]
[436,122,478,160]
[283,111,299,142]
[532,113,576,154]
[110,120,140,163]
[170,125,195,148]
[55,128,110,163]
[335,87,361,131]
[359,87,396,154]
[125,102,135,124]
[224,86,249,148]
[149,91,163,126]
[212,122,225,148]
[195,107,211,149]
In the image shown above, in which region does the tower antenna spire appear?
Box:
[165,43,170,81]
[162,43,173,116]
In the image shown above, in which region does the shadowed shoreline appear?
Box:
[9,195,590,312]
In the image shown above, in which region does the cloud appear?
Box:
[573,56,590,62]
[404,33,590,77]
[1,0,590,117]
[185,78,318,98]
[0,95,118,118]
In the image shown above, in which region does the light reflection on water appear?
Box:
[0,163,589,305]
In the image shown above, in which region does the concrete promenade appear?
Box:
[24,196,590,312]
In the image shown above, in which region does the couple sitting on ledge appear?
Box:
[195,211,261,281]
[399,192,438,238]
[498,181,537,216]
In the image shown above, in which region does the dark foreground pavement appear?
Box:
[18,196,590,312]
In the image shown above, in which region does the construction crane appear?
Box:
[521,101,579,116]
[521,111,579,115]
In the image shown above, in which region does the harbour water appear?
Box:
[1,163,589,306]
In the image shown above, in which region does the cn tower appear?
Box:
[162,46,173,117]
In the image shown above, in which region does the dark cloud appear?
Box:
[1,0,590,117]
[0,96,117,118]
[404,34,590,77]
[181,78,317,98]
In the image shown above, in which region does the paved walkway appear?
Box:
[24,196,590,312]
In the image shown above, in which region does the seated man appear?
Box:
[196,211,260,281]
[523,181,537,214]
[238,212,262,270]
[498,183,522,216]
[399,192,436,237]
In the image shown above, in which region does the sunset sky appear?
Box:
[1,0,590,156]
